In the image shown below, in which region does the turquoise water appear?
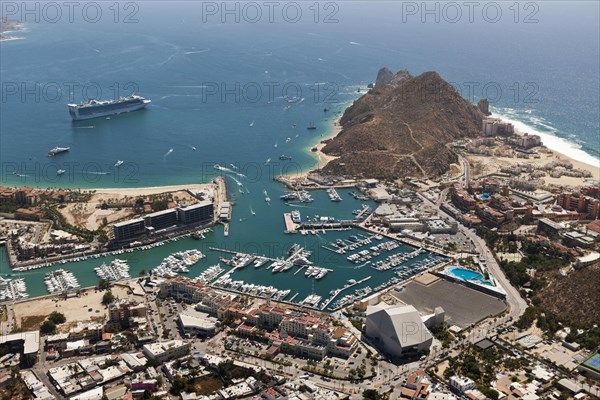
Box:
[0,2,598,300]
[447,267,493,286]
[0,188,445,300]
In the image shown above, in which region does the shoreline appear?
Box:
[0,182,215,195]
[287,102,599,185]
[91,182,214,196]
[492,115,600,183]
[492,109,600,169]
[286,109,347,180]
[0,22,26,42]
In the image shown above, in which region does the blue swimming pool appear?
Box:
[447,267,493,286]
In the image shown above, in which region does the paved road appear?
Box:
[463,226,527,320]
[458,154,471,187]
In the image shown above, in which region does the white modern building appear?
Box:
[365,304,433,357]
[142,340,191,363]
[450,375,476,393]
[178,309,218,337]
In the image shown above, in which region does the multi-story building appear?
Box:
[452,188,477,211]
[482,117,514,136]
[142,340,191,363]
[450,376,476,394]
[562,231,595,248]
[237,304,357,360]
[537,218,564,236]
[160,277,211,303]
[108,299,148,329]
[143,209,178,231]
[160,277,240,319]
[557,191,600,219]
[177,201,214,225]
[112,218,146,242]
[0,331,40,367]
[475,203,507,226]
[489,194,512,211]
[516,133,542,149]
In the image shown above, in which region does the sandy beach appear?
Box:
[469,120,600,187]
[286,115,343,180]
[468,151,599,187]
[92,183,214,197]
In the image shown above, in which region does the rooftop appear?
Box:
[0,330,39,354]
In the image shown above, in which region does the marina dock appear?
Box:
[353,205,371,221]
[320,275,372,311]
[297,220,354,233]
[283,213,298,234]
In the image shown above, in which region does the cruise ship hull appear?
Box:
[69,100,150,121]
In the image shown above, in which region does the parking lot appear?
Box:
[394,279,506,328]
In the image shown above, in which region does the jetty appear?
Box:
[223,222,229,237]
[283,213,298,234]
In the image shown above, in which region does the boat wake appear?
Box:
[263,189,271,203]
[214,164,246,178]
[185,48,211,55]
[164,148,174,158]
[226,174,243,186]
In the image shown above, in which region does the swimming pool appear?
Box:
[446,267,493,286]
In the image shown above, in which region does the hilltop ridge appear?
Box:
[321,69,484,179]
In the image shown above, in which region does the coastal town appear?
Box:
[0,0,599,392]
[1,85,599,400]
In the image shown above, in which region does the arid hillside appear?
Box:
[322,69,484,179]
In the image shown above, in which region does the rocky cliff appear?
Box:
[321,69,484,179]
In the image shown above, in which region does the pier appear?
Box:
[283,213,298,234]
[288,292,299,302]
[320,275,372,311]
[297,220,354,234]
[353,205,371,221]
[294,266,306,275]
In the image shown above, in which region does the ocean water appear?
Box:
[0,2,598,299]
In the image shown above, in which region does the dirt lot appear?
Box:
[13,283,144,331]
[61,184,214,230]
